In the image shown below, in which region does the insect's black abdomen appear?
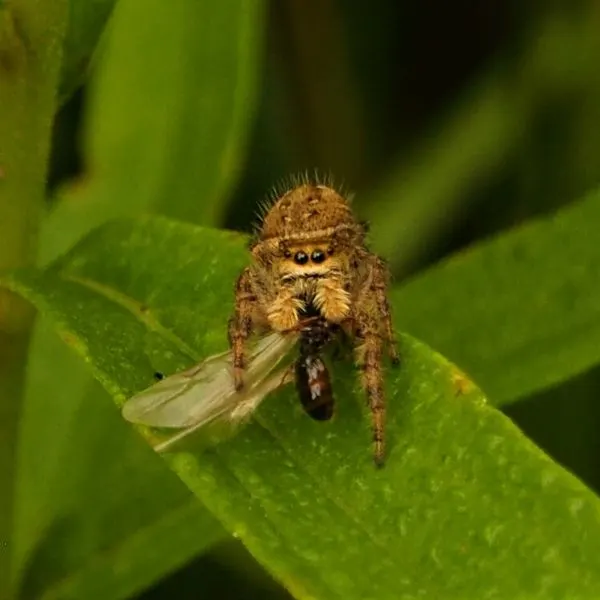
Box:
[295,355,334,421]
[296,308,337,420]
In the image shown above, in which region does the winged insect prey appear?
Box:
[122,329,300,432]
[122,316,329,452]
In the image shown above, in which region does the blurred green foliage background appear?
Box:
[3,0,600,597]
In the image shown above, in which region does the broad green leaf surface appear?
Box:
[394,187,600,406]
[3,217,600,599]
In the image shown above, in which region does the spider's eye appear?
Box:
[311,249,326,264]
[279,240,292,258]
[294,251,309,265]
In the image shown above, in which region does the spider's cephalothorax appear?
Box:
[228,181,399,466]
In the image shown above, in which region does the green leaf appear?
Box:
[45,0,266,265]
[21,1,267,591]
[58,0,115,103]
[394,187,600,406]
[0,2,68,596]
[3,216,600,599]
[84,0,266,226]
[13,319,224,600]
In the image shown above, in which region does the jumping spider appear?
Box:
[228,181,399,466]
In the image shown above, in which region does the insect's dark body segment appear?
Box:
[295,303,338,421]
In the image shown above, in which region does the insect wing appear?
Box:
[122,331,299,430]
[154,363,295,453]
[122,348,230,428]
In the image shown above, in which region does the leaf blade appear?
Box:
[395,187,600,406]
[86,0,266,225]
[4,216,600,599]
[15,342,224,600]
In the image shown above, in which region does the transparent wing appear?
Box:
[122,330,299,436]
[152,364,296,453]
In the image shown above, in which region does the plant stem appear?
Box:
[0,1,67,596]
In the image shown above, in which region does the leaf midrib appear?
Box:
[61,273,198,359]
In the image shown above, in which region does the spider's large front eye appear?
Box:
[294,251,309,265]
[311,249,326,263]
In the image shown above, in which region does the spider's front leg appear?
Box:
[228,267,259,391]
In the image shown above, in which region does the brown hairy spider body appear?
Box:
[228,179,399,466]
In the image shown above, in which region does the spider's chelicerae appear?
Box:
[228,180,399,466]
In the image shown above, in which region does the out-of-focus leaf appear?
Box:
[363,10,600,273]
[84,0,266,224]
[394,187,600,406]
[14,0,267,584]
[3,217,600,599]
[58,0,115,103]
[0,1,69,596]
[16,0,262,582]
[13,320,223,600]
[45,0,266,264]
